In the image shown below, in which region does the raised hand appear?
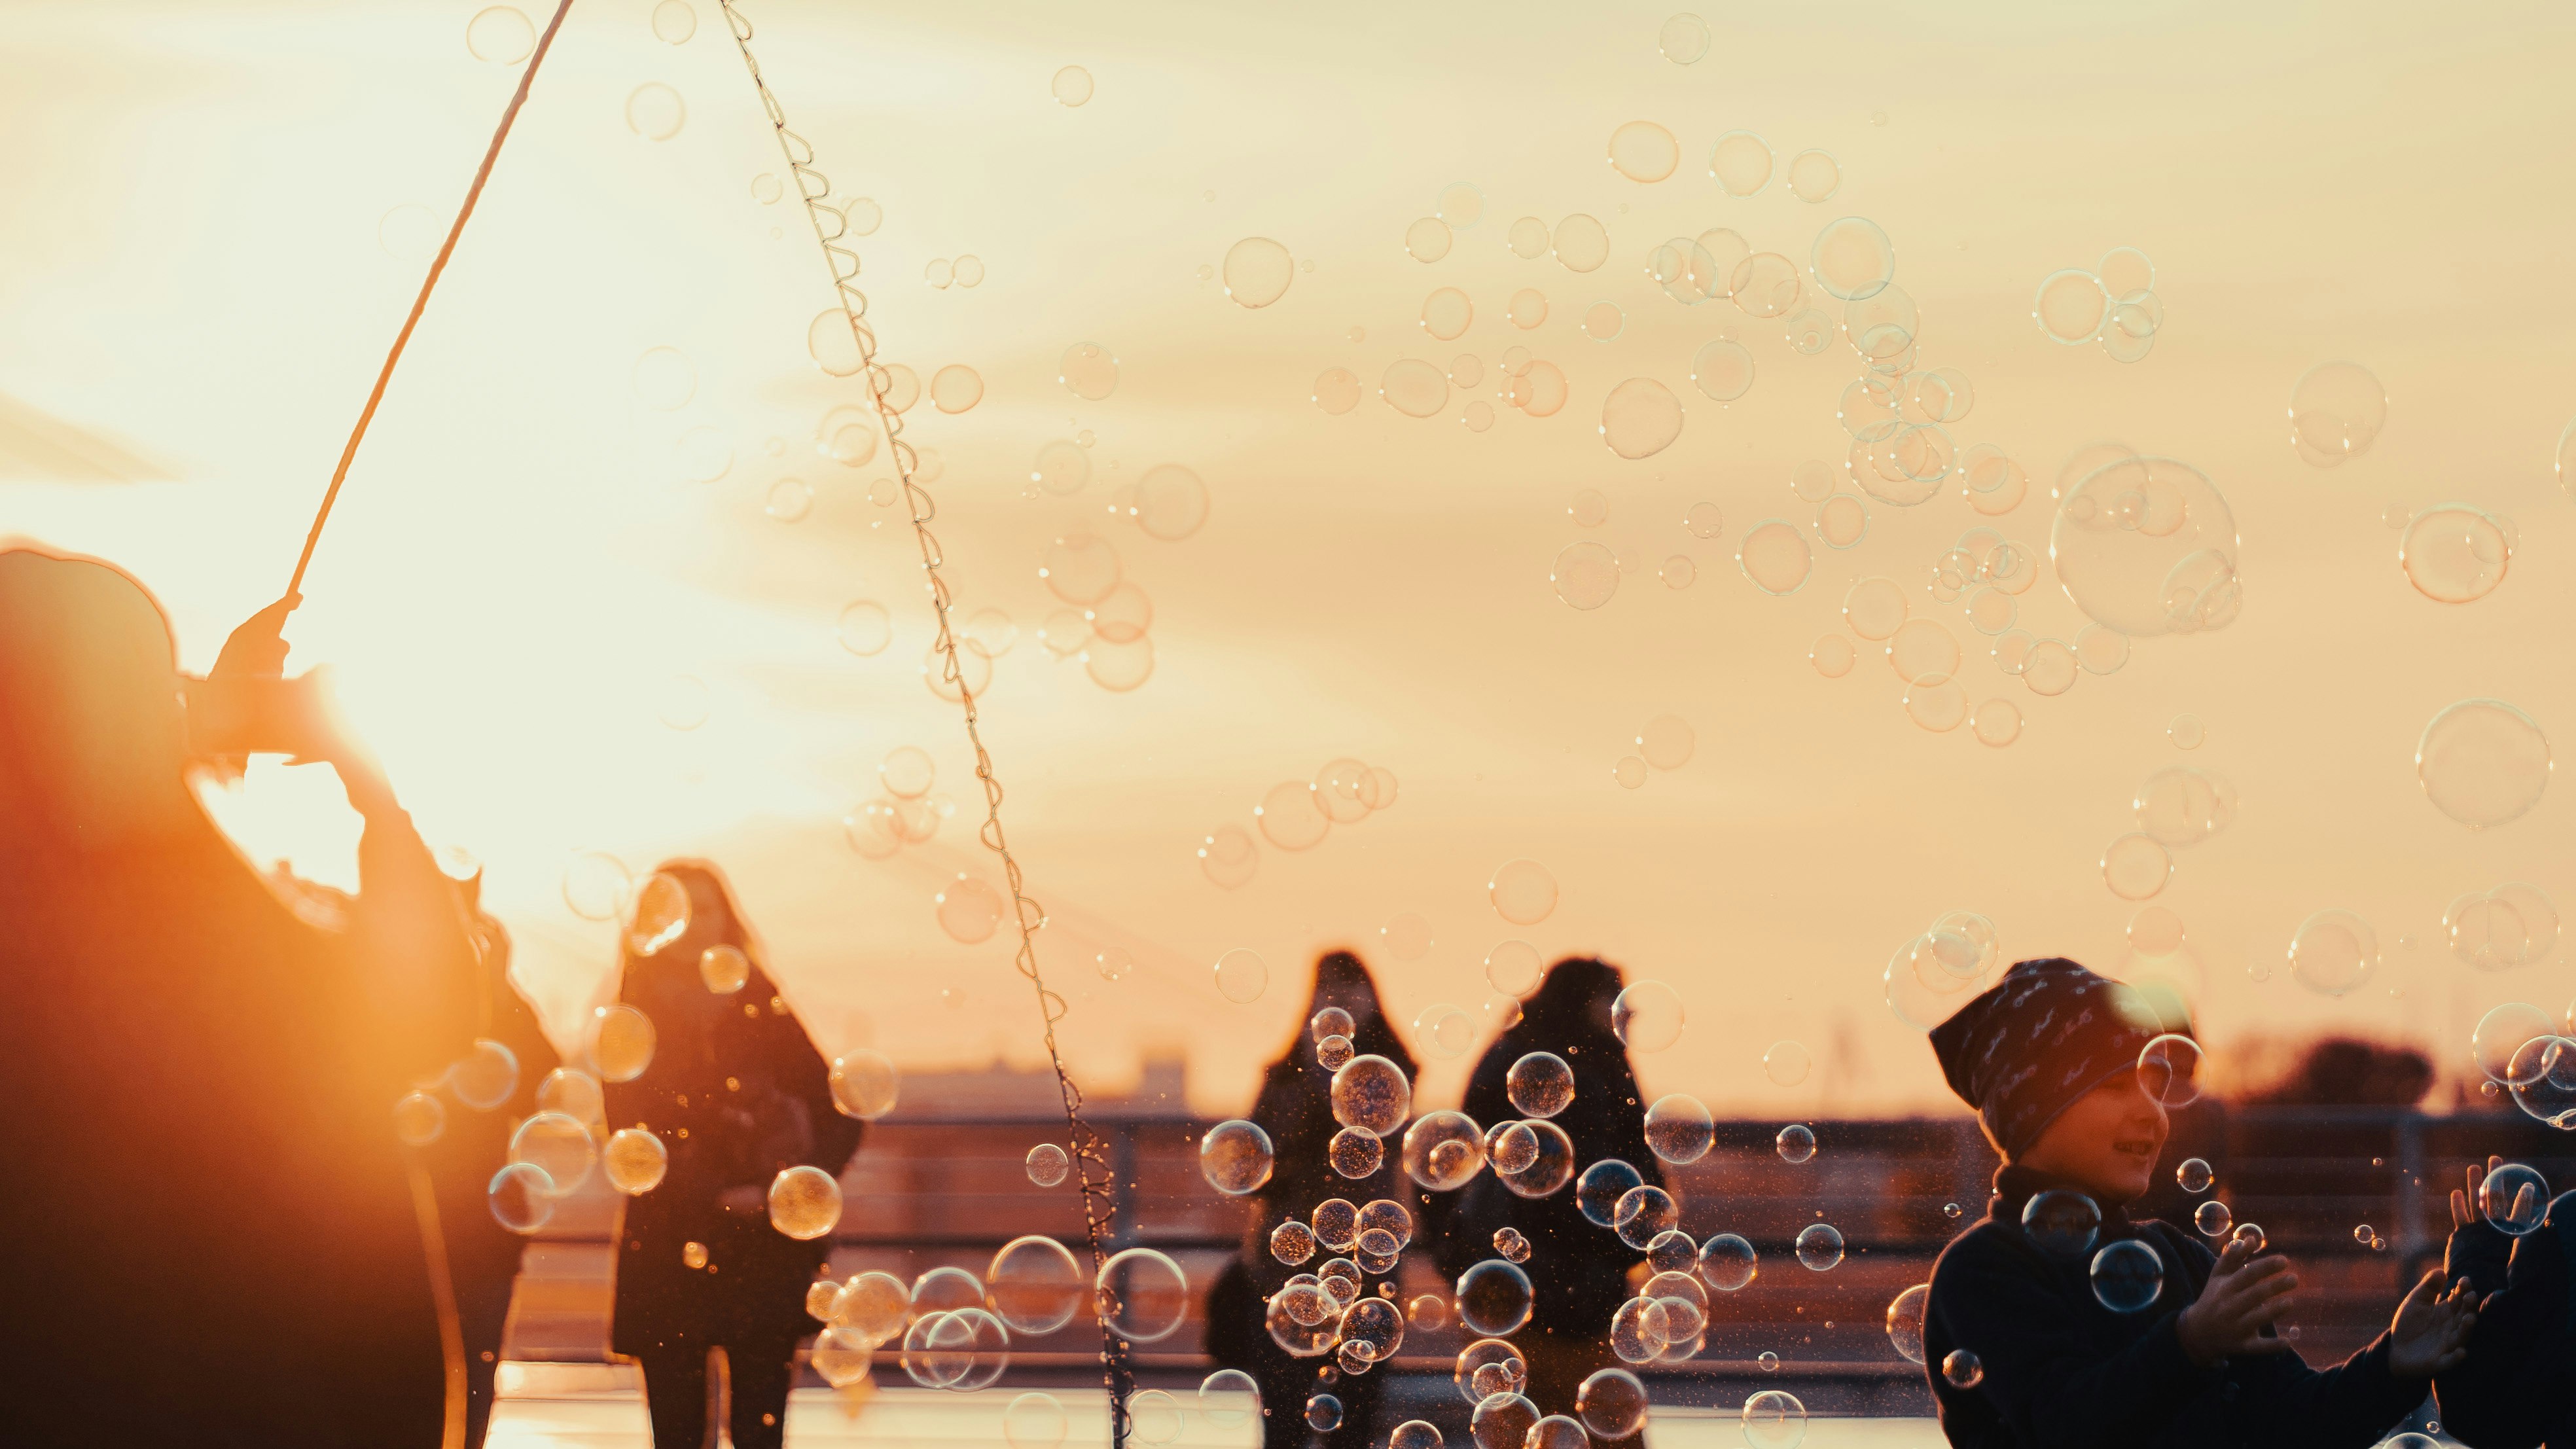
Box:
[2386,1269,2478,1378]
[2176,1234,2299,1366]
[211,594,300,680]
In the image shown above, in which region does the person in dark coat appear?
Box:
[422,903,560,1448]
[603,860,861,1449]
[2435,1162,2575,1448]
[1209,950,1419,1449]
[0,549,478,1445]
[1437,957,1664,1422]
[1920,957,2477,1449]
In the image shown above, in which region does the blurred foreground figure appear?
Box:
[1206,950,1418,1449]
[603,863,859,1449]
[0,548,477,1444]
[1440,957,1663,1433]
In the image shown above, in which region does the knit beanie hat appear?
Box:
[1928,957,2185,1158]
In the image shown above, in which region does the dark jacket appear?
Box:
[1436,957,1662,1340]
[1924,1164,2424,1449]
[2436,1190,2575,1449]
[603,870,860,1356]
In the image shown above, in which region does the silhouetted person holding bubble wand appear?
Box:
[1207,950,1416,1449]
[0,548,480,1444]
[603,861,859,1449]
[1439,956,1664,1427]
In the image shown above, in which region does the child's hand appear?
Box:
[2176,1234,2299,1366]
[2386,1269,2478,1378]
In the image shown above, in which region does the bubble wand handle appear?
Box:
[710,3,1134,1439]
[285,0,577,601]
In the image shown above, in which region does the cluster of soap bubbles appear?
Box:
[1611,713,1695,787]
[2032,247,2164,361]
[1883,912,2004,1031]
[842,746,960,863]
[1202,757,1403,893]
[2472,1002,2576,1127]
[2100,764,2238,913]
[2050,447,2242,639]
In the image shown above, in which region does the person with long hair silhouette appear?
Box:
[603,861,861,1449]
[0,548,478,1444]
[1206,949,1420,1449]
[1439,957,1664,1429]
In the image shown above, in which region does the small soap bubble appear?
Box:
[2289,361,2389,465]
[624,83,686,141]
[1738,520,1814,594]
[1942,1350,1984,1389]
[1026,1143,1070,1187]
[1775,1123,1816,1163]
[1786,149,1842,202]
[2193,1199,2232,1237]
[1657,12,1711,62]
[1051,65,1094,106]
[466,6,535,62]
[1794,1223,1844,1271]
[1709,132,1774,195]
[1608,121,1681,183]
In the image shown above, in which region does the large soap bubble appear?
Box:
[2050,456,2240,637]
[1331,1055,1412,1136]
[1401,1110,1487,1190]
[2417,698,2551,829]
[1455,1259,1535,1336]
[1096,1247,1189,1342]
[988,1235,1086,1334]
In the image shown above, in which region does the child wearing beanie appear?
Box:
[1921,957,2477,1448]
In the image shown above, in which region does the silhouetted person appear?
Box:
[603,861,860,1449]
[2239,1037,2434,1107]
[0,549,477,1444]
[431,906,560,1448]
[1208,950,1419,1449]
[1440,957,1663,1424]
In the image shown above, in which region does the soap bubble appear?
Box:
[1579,1367,1650,1439]
[592,1005,656,1082]
[393,1091,446,1146]
[1611,1295,1671,1362]
[1554,214,1612,272]
[1332,1054,1413,1135]
[829,1049,899,1120]
[1489,859,1559,924]
[1942,1350,1984,1389]
[1738,520,1814,594]
[1709,132,1774,194]
[2401,505,2514,603]
[1495,1120,1576,1198]
[2051,456,2240,637]
[1060,342,1118,400]
[1811,635,1855,677]
[1005,1392,1069,1449]
[1775,1123,1816,1163]
[1613,980,1685,1051]
[2138,1034,2204,1107]
[1972,699,2022,747]
[1199,1369,1261,1429]
[2101,833,2172,901]
[1213,948,1268,1004]
[1507,1052,1575,1118]
[2193,1200,2232,1237]
[624,83,686,141]
[1313,368,1363,414]
[989,1235,1086,1334]
[2175,1156,2213,1193]
[1329,1128,1384,1178]
[1817,493,1869,549]
[1576,1158,1645,1228]
[2475,1003,2556,1085]
[1787,149,1842,202]
[449,1039,521,1111]
[2033,270,2108,344]
[2509,1037,2576,1126]
[1615,1185,1681,1249]
[2022,1189,2101,1257]
[2417,698,2552,829]
[768,1166,843,1240]
[1024,1143,1071,1188]
[1201,1119,1275,1195]
[1456,1259,1535,1336]
[935,876,1005,944]
[2289,362,2388,465]
[487,1162,556,1232]
[1403,1110,1488,1190]
[1601,378,1686,459]
[1810,217,1893,300]
[2450,884,2560,969]
[465,6,535,63]
[1690,340,1756,402]
[1742,1389,1806,1449]
[1645,1094,1715,1164]
[1553,542,1621,611]
[1885,1282,1929,1364]
[2090,1240,2164,1313]
[1494,1226,1531,1263]
[2136,766,2238,846]
[1762,1040,1812,1086]
[2481,1163,2551,1234]
[1609,120,1681,182]
[1794,1223,1844,1271]
[1697,1233,1758,1291]
[1097,1248,1189,1341]
[1647,1230,1698,1275]
[1050,64,1094,107]
[510,1110,596,1194]
[2287,909,2380,996]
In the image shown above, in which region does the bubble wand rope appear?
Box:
[284,0,577,599]
[711,4,1136,1436]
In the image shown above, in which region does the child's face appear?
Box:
[2015,1073,2169,1204]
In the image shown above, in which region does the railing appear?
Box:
[502,1104,2576,1415]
